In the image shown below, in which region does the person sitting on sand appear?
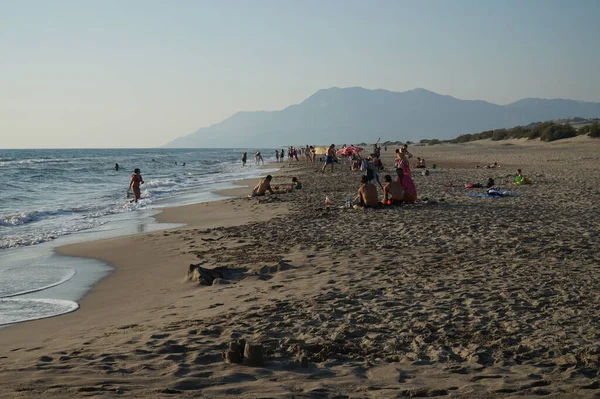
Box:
[357,175,380,208]
[249,175,274,197]
[290,177,302,190]
[486,177,495,188]
[415,158,427,168]
[396,168,417,202]
[383,175,404,205]
[486,162,499,169]
[351,158,361,171]
[515,168,532,184]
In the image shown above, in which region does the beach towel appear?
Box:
[466,191,520,198]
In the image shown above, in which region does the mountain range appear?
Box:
[164,87,600,148]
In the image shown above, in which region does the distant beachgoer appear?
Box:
[310,146,316,163]
[357,175,380,208]
[398,144,413,176]
[152,159,155,162]
[486,177,495,188]
[255,151,264,165]
[515,168,532,184]
[275,150,280,162]
[396,168,417,202]
[372,156,384,171]
[486,162,499,169]
[292,148,299,161]
[175,162,178,165]
[249,175,274,197]
[242,152,247,166]
[383,175,404,205]
[384,145,387,152]
[415,157,426,168]
[372,137,381,158]
[281,149,285,161]
[305,145,311,163]
[182,162,186,167]
[365,158,383,189]
[114,163,119,171]
[321,144,336,173]
[128,168,144,203]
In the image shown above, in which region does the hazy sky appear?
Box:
[1,0,599,148]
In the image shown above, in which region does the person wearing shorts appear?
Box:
[383,174,404,206]
[321,144,336,173]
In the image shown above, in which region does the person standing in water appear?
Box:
[128,168,144,203]
[114,163,120,171]
[242,152,247,166]
[275,150,280,163]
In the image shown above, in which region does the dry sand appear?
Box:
[1,137,600,398]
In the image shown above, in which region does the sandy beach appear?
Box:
[1,137,600,398]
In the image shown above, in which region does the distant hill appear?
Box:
[163,87,600,148]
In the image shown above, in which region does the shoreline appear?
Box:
[0,161,279,328]
[1,139,599,398]
[0,182,290,346]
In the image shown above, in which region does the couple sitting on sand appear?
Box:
[356,168,417,208]
[249,176,302,197]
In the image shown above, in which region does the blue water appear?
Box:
[0,148,277,326]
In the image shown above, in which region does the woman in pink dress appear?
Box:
[398,144,413,176]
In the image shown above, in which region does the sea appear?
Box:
[0,148,278,326]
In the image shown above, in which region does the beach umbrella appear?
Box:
[336,145,364,156]
[314,146,329,155]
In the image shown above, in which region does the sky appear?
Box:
[1,0,599,148]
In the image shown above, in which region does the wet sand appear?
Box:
[1,137,600,398]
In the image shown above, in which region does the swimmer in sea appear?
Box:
[115,163,119,171]
[128,168,144,203]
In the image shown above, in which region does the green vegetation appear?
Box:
[381,120,598,149]
[578,123,600,138]
[448,121,585,143]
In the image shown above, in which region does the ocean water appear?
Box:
[0,148,277,326]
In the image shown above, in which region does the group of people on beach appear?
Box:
[248,175,302,197]
[356,158,418,208]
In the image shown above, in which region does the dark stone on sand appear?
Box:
[223,341,243,364]
[159,388,183,394]
[39,356,53,362]
[187,264,246,285]
[295,355,309,368]
[243,343,264,367]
